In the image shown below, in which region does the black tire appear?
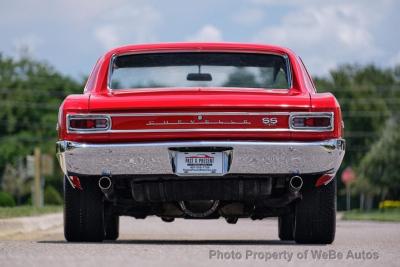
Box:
[294,178,336,244]
[64,175,105,242]
[278,213,294,241]
[104,203,119,240]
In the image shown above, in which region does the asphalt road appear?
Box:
[0,216,399,267]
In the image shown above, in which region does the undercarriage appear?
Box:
[96,174,308,222]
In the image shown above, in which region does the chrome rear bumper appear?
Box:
[56,139,345,177]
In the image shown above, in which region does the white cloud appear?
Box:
[253,2,389,76]
[0,1,162,51]
[93,5,161,50]
[94,26,120,50]
[233,8,264,25]
[186,25,223,42]
[13,34,44,58]
[0,0,124,26]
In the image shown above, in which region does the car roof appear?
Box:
[104,42,295,57]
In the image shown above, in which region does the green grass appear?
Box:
[342,209,400,222]
[0,205,62,219]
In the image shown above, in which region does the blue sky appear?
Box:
[0,0,399,79]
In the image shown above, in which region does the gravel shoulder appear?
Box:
[0,213,62,239]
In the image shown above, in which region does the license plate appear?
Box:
[176,152,223,175]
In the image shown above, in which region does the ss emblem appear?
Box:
[262,117,278,126]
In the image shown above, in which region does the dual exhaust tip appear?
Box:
[99,176,112,190]
[289,175,303,192]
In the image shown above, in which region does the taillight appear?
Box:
[315,173,335,187]
[67,115,110,132]
[290,112,333,131]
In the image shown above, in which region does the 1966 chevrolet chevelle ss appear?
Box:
[56,42,345,243]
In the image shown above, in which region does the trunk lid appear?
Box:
[86,88,311,142]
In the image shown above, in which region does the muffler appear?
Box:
[289,175,303,192]
[98,176,114,200]
[257,176,303,208]
[179,200,219,218]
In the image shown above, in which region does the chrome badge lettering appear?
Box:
[262,117,278,126]
[146,118,251,126]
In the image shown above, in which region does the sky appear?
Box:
[0,0,399,79]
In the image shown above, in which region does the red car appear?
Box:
[56,42,345,244]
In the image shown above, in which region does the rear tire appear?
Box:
[294,178,336,244]
[278,213,294,241]
[104,202,119,240]
[64,176,105,242]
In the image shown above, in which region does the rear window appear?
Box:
[109,52,291,90]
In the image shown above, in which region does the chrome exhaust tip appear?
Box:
[289,175,303,192]
[98,176,112,191]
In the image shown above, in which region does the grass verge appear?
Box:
[342,209,400,222]
[0,205,62,219]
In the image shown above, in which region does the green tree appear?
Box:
[314,64,400,208]
[357,115,400,199]
[315,65,391,168]
[0,54,83,186]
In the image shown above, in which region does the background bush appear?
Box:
[0,191,16,207]
[44,185,63,205]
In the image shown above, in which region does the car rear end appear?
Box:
[57,43,345,243]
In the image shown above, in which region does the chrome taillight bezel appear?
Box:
[67,114,111,133]
[289,112,334,132]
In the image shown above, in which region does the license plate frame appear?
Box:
[175,151,224,175]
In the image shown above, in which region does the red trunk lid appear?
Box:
[82,88,311,142]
